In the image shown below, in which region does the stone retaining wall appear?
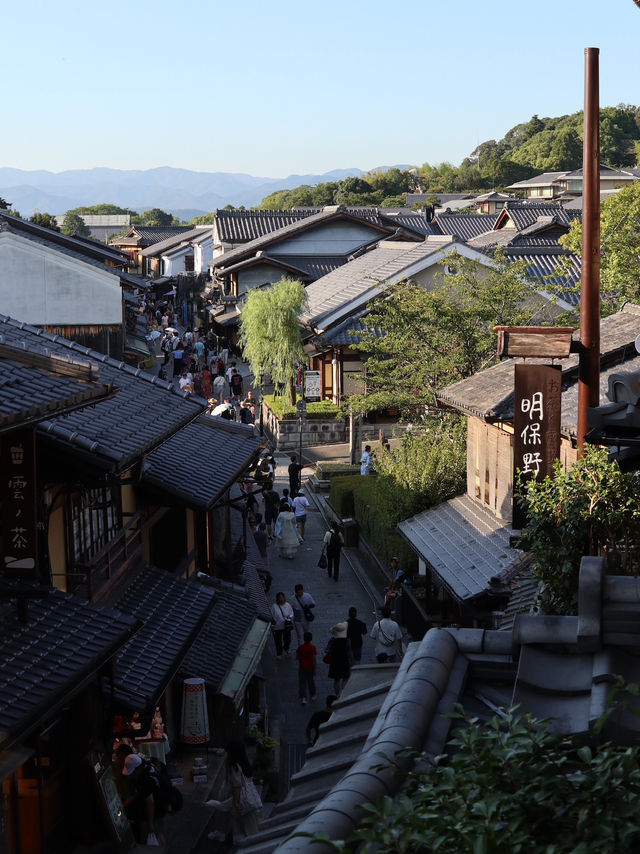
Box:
[261,403,348,451]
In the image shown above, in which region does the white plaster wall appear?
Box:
[271,221,381,255]
[237,265,285,295]
[0,231,122,325]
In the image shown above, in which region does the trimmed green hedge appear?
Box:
[329,475,417,572]
[263,395,340,420]
[316,462,361,480]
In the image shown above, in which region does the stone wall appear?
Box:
[261,403,349,451]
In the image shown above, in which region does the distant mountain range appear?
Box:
[0,166,407,219]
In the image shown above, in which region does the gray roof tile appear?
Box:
[0,582,137,747]
[112,566,215,709]
[0,315,205,471]
[143,415,262,510]
[397,495,522,602]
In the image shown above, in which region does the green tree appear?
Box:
[313,701,640,854]
[559,180,640,311]
[345,250,544,418]
[61,211,91,237]
[70,203,138,217]
[29,212,60,231]
[545,127,582,170]
[239,277,308,405]
[517,446,640,615]
[137,208,175,227]
[0,197,11,210]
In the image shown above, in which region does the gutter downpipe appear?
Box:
[577,47,601,456]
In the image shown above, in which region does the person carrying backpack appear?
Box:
[321,521,344,581]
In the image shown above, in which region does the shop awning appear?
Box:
[218,617,272,708]
[142,415,262,511]
[181,587,270,709]
[209,306,240,326]
[125,333,154,358]
[397,494,523,603]
[110,566,215,710]
[0,582,138,752]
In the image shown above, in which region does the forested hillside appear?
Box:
[258,105,640,208]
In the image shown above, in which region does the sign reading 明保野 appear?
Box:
[512,364,562,530]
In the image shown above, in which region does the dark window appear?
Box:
[67,485,121,564]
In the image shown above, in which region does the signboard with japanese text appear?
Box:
[304,370,321,402]
[1,429,39,578]
[513,364,561,530]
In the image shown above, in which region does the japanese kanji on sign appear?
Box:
[512,364,562,530]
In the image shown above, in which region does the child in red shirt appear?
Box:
[296,631,317,704]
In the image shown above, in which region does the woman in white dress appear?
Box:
[273,499,300,559]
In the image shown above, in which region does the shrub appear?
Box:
[263,395,340,420]
[316,462,361,480]
[518,446,640,615]
[329,475,361,516]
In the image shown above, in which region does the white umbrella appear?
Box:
[165,327,178,334]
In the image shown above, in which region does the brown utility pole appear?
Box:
[577,47,601,456]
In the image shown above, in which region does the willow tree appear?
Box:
[239,277,309,405]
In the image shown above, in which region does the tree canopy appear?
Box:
[29,212,60,232]
[137,208,177,227]
[344,250,546,418]
[258,168,414,210]
[61,211,91,237]
[239,277,309,404]
[559,180,640,312]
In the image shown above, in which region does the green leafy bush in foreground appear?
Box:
[306,693,640,854]
[263,395,340,420]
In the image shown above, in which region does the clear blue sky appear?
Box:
[3,0,639,178]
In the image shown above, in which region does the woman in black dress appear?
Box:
[326,621,351,695]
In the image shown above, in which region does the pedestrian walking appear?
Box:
[296,631,317,704]
[273,500,300,559]
[271,592,294,659]
[230,368,243,401]
[325,622,351,695]
[253,522,268,562]
[213,372,226,403]
[288,454,304,495]
[292,491,310,540]
[205,742,261,845]
[360,444,374,475]
[370,606,403,663]
[292,583,316,645]
[263,483,280,539]
[346,606,367,663]
[321,521,344,581]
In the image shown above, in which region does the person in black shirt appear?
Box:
[263,482,280,539]
[346,606,367,663]
[306,695,337,745]
[288,454,303,495]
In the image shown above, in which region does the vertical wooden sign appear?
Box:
[1,428,39,578]
[513,365,562,530]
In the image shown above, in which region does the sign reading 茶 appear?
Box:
[1,428,39,578]
[513,364,561,530]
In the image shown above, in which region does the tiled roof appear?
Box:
[210,207,397,271]
[435,212,498,241]
[215,209,319,243]
[0,212,129,267]
[436,303,640,432]
[111,226,193,247]
[0,581,137,748]
[507,171,568,189]
[140,226,211,257]
[230,500,272,622]
[142,415,262,510]
[0,342,114,432]
[302,238,456,328]
[321,313,380,348]
[181,591,257,690]
[112,566,215,709]
[0,315,205,472]
[397,494,522,602]
[495,201,580,231]
[377,209,440,236]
